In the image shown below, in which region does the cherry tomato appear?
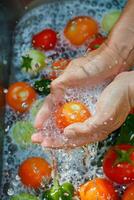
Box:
[103,144,134,184]
[87,35,106,51]
[32,29,57,51]
[19,157,52,189]
[64,16,98,46]
[55,101,91,129]
[122,184,134,200]
[0,86,5,108]
[6,82,37,113]
[52,59,70,70]
[79,178,119,200]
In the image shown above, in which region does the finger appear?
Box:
[31,132,44,143]
[34,94,53,129]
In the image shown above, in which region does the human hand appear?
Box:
[32,72,134,148]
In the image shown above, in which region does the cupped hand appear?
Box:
[34,43,126,129]
[32,72,133,148]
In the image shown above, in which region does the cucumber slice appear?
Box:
[102,10,121,33]
[29,98,44,121]
[11,121,35,149]
[11,193,38,200]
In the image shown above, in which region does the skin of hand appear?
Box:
[32,0,134,148]
[32,71,134,148]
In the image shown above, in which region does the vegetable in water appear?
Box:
[64,16,98,46]
[34,78,51,95]
[6,82,37,113]
[102,10,121,33]
[21,49,46,75]
[11,193,38,200]
[19,157,52,189]
[11,121,35,149]
[79,178,119,200]
[42,181,74,200]
[103,144,134,184]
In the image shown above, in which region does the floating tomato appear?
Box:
[32,29,57,51]
[64,16,98,46]
[6,82,37,113]
[103,144,134,184]
[79,178,119,200]
[122,184,134,200]
[19,157,52,189]
[52,59,70,70]
[55,101,91,129]
[87,35,106,51]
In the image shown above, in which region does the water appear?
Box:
[1,0,127,199]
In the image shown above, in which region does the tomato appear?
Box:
[52,59,70,70]
[55,101,91,129]
[6,82,37,113]
[32,29,57,51]
[19,157,52,189]
[0,86,5,108]
[103,144,134,184]
[79,178,119,200]
[87,35,106,51]
[122,184,134,200]
[64,16,98,46]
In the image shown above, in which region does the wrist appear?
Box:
[108,28,134,69]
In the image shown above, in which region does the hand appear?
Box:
[34,44,126,129]
[32,71,133,148]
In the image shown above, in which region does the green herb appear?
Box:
[34,79,51,95]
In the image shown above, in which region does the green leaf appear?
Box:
[116,114,134,145]
[21,56,33,72]
[34,79,51,95]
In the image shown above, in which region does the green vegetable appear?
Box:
[29,98,44,120]
[102,10,121,33]
[11,121,35,148]
[34,79,51,95]
[42,181,74,200]
[21,49,46,75]
[11,193,38,200]
[116,114,134,145]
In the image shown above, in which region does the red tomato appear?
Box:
[32,29,57,51]
[122,184,134,200]
[88,35,106,51]
[55,101,91,129]
[52,59,70,70]
[79,178,119,200]
[64,16,98,46]
[103,144,134,184]
[19,157,52,189]
[6,82,37,113]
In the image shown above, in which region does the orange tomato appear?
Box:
[79,178,119,200]
[19,157,52,189]
[6,82,37,113]
[55,101,91,129]
[52,59,70,70]
[122,184,134,200]
[64,16,98,46]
